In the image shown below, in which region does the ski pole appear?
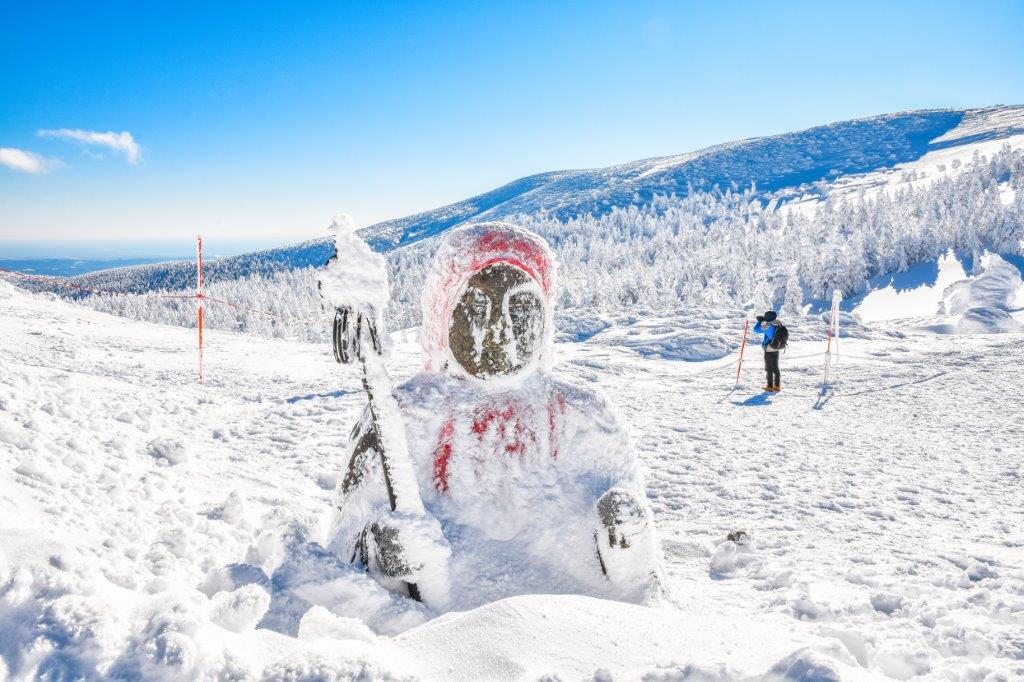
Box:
[735,318,749,386]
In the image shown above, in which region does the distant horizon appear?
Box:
[0,237,301,260]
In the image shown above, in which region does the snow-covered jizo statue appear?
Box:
[327,222,665,611]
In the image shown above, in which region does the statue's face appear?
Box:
[448,263,545,379]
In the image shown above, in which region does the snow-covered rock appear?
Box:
[147,436,192,465]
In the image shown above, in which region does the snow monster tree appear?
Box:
[327,222,665,611]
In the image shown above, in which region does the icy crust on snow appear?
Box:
[319,214,390,319]
[558,309,738,361]
[556,307,885,363]
[329,370,664,611]
[955,307,1022,334]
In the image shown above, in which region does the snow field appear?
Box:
[1,282,1022,679]
[608,333,1024,680]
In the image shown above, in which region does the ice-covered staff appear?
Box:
[318,215,451,610]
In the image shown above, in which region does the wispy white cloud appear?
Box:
[0,147,64,174]
[38,128,141,164]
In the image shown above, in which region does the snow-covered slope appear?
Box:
[57,239,335,297]
[2,282,1022,679]
[360,108,995,249]
[786,107,1024,211]
[59,105,1023,297]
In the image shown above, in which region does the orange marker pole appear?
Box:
[197,235,204,383]
[735,318,750,386]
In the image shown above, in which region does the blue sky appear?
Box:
[1,0,1022,257]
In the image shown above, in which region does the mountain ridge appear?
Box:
[359,106,1014,249]
[55,104,1024,295]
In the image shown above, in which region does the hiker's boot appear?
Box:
[762,385,773,392]
[770,385,781,392]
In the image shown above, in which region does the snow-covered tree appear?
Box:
[14,147,1022,341]
[781,267,804,317]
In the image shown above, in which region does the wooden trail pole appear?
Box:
[822,325,833,386]
[197,235,204,383]
[735,318,750,386]
[833,291,842,360]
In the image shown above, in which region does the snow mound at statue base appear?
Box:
[397,593,876,681]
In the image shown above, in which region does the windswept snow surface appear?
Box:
[852,253,969,323]
[853,252,1024,333]
[1,284,1023,679]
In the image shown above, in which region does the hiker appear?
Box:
[327,222,665,610]
[754,310,786,392]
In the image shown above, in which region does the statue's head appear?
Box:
[421,222,556,382]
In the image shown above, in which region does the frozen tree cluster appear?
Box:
[24,146,1024,340]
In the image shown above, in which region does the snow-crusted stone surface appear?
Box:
[1,284,1022,678]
